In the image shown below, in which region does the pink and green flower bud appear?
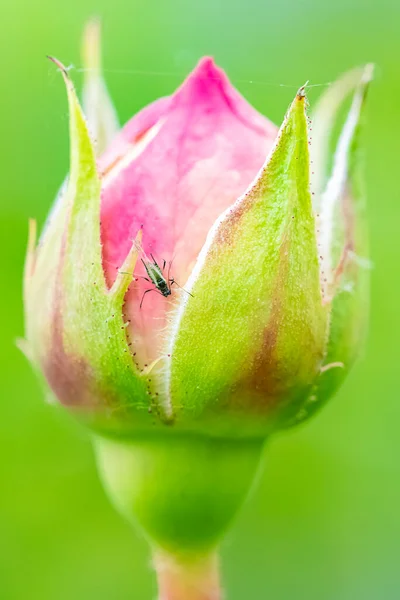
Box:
[21,23,372,588]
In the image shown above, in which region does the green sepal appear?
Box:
[287,65,373,426]
[23,60,152,432]
[81,18,119,155]
[310,65,369,203]
[167,88,328,437]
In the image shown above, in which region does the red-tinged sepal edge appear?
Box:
[286,64,373,427]
[21,58,159,432]
[166,87,329,437]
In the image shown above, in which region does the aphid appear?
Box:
[135,241,192,308]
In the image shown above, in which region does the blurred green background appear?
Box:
[1,0,399,598]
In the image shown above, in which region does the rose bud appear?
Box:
[21,21,372,599]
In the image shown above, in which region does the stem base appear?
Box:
[155,552,221,600]
[94,433,264,556]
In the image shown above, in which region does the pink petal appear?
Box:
[99,96,172,174]
[100,57,278,363]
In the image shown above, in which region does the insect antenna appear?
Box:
[170,279,194,298]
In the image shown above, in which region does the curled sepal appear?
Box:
[287,65,373,427]
[81,18,119,155]
[167,89,329,436]
[310,65,369,205]
[22,59,152,432]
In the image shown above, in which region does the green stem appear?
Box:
[94,433,264,555]
[154,551,221,600]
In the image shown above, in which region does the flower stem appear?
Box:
[154,551,222,600]
[95,434,264,554]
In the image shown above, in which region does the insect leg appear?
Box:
[140,288,164,309]
[140,289,153,309]
[167,261,172,291]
